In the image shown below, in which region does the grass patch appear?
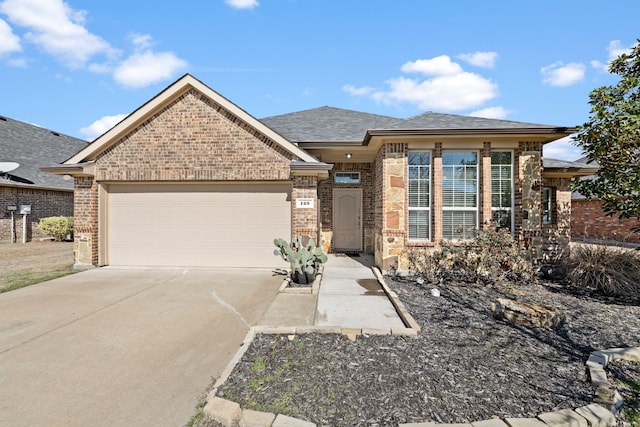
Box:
[0,268,77,293]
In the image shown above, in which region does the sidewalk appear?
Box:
[258,253,406,330]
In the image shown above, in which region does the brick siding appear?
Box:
[0,186,73,242]
[95,89,292,182]
[572,199,640,243]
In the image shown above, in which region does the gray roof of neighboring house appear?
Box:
[0,115,88,190]
[261,106,563,143]
[543,157,598,170]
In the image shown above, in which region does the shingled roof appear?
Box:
[0,115,88,190]
[261,107,565,143]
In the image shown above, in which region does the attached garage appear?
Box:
[104,183,291,268]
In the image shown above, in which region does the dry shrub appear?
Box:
[566,244,640,296]
[407,228,536,286]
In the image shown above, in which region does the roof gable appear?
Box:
[0,115,88,189]
[66,74,317,165]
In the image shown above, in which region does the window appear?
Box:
[408,151,431,240]
[335,172,360,184]
[542,187,553,224]
[442,151,478,240]
[491,151,513,232]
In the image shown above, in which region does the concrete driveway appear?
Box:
[0,267,282,427]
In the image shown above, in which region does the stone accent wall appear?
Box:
[375,143,407,272]
[292,175,318,243]
[73,176,98,266]
[541,178,572,263]
[0,186,73,242]
[95,89,292,182]
[572,199,640,243]
[517,142,543,260]
[319,162,374,253]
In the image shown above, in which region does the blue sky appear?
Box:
[0,0,638,161]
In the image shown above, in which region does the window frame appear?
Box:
[441,150,479,241]
[407,151,432,242]
[334,172,361,185]
[490,150,514,233]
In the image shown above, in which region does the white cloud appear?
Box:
[372,72,498,111]
[401,55,462,76]
[128,32,153,50]
[114,50,188,88]
[457,51,498,68]
[342,84,375,96]
[541,61,585,87]
[0,18,20,54]
[469,106,510,119]
[543,135,583,161]
[591,40,634,73]
[225,0,259,9]
[79,113,127,140]
[0,0,117,68]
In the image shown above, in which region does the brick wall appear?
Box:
[73,176,98,265]
[292,175,318,243]
[319,162,374,253]
[572,199,640,243]
[95,89,293,182]
[0,186,73,242]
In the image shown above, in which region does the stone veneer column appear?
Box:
[291,175,319,243]
[432,143,443,243]
[381,143,406,272]
[73,176,98,267]
[482,141,492,229]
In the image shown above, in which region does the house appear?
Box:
[0,116,88,242]
[570,157,640,244]
[44,74,591,270]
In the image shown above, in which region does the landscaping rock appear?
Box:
[493,297,565,328]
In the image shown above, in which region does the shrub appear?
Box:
[38,216,73,241]
[407,228,535,286]
[565,244,640,296]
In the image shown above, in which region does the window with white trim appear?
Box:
[442,151,478,240]
[491,151,513,232]
[408,151,431,240]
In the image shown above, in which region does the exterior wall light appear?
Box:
[345,153,352,159]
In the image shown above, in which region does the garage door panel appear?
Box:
[106,184,291,268]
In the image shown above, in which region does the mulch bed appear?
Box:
[215,277,640,426]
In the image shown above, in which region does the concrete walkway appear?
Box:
[259,253,406,330]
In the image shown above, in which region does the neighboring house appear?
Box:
[44,74,592,270]
[571,157,640,244]
[0,116,88,242]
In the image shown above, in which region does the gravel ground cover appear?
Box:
[210,277,640,426]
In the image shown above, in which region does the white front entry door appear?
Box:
[332,188,362,251]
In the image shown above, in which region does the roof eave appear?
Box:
[364,127,576,144]
[41,162,95,177]
[290,160,333,179]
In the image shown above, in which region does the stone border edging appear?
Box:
[372,267,422,333]
[278,265,324,295]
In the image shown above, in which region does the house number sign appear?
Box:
[296,198,314,209]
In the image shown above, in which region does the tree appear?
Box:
[573,39,640,232]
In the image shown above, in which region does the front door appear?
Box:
[333,188,362,251]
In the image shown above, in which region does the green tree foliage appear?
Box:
[573,39,640,232]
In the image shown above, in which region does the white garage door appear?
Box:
[106,183,291,268]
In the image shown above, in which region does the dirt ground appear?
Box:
[0,241,75,292]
